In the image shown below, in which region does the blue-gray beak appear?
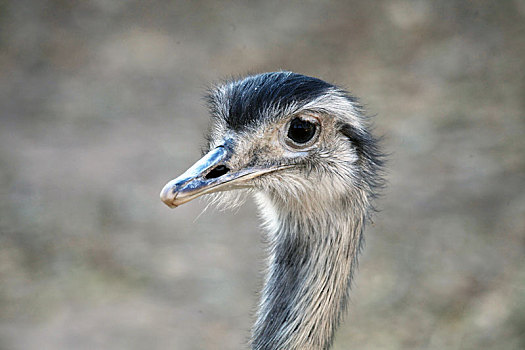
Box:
[160,145,290,208]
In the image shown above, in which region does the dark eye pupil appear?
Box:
[287,118,316,144]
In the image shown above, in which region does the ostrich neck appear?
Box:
[252,193,366,350]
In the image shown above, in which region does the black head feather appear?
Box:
[207,72,334,131]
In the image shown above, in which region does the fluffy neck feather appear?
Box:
[252,191,367,350]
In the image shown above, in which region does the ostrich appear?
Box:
[160,72,384,350]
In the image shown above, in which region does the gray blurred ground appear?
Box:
[1,1,524,349]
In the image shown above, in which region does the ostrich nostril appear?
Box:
[205,165,230,179]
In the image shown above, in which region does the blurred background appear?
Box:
[1,1,524,349]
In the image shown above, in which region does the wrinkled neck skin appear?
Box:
[252,189,368,350]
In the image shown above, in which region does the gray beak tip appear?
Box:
[160,181,178,208]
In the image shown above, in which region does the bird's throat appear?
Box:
[252,193,366,350]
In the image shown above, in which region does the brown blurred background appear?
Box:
[1,1,524,349]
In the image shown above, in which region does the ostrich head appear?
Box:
[161,72,383,350]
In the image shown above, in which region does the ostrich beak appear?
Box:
[160,145,288,208]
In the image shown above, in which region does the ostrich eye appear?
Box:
[287,117,317,144]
